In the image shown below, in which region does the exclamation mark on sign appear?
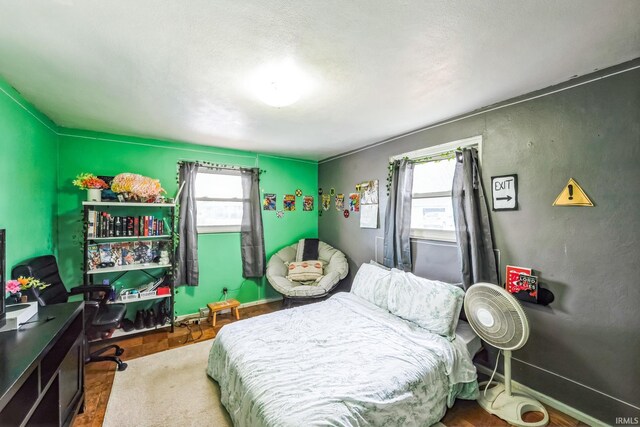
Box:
[568,184,574,200]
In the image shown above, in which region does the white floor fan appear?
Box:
[464,282,549,427]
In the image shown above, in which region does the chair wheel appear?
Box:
[115,348,124,356]
[117,362,128,371]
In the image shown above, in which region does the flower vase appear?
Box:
[87,188,102,202]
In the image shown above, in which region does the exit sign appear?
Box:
[491,174,518,211]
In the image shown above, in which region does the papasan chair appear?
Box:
[266,240,348,307]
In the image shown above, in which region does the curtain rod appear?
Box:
[177,160,266,174]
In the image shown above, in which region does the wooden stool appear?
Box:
[207,299,241,327]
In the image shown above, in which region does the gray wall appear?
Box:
[318,60,640,424]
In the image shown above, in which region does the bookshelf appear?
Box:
[82,201,176,337]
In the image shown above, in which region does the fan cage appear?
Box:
[464,283,529,351]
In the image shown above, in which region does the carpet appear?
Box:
[103,339,447,427]
[103,340,232,427]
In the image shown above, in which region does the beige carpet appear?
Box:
[103,340,232,427]
[103,339,447,427]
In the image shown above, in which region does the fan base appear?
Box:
[477,381,549,427]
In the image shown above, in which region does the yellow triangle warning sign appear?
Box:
[553,178,593,206]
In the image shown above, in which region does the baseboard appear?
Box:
[174,297,283,322]
[475,364,607,427]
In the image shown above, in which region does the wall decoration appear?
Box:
[349,193,360,212]
[276,210,285,219]
[359,180,379,228]
[360,204,378,228]
[335,194,344,211]
[283,194,296,211]
[303,196,314,211]
[295,189,303,197]
[343,210,350,218]
[553,178,594,207]
[319,209,323,217]
[330,188,335,196]
[491,174,518,211]
[318,188,323,195]
[322,194,331,211]
[359,180,379,204]
[263,193,276,211]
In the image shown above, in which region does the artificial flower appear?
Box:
[73,173,109,190]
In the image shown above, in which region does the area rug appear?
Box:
[103,339,447,427]
[103,340,232,427]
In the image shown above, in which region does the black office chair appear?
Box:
[12,255,128,371]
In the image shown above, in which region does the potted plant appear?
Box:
[73,173,109,201]
[6,277,50,304]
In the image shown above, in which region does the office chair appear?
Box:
[12,255,128,371]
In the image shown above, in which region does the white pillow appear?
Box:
[350,263,393,310]
[387,272,464,340]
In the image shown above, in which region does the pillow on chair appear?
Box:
[286,260,324,283]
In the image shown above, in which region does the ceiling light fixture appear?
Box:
[248,59,313,108]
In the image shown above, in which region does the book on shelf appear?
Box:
[88,211,170,239]
[98,243,112,264]
[87,244,100,270]
[121,242,135,265]
[111,243,123,266]
[134,241,153,263]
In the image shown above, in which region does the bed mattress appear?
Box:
[455,320,483,357]
[207,292,479,427]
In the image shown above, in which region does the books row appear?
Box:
[87,241,170,270]
[87,210,170,238]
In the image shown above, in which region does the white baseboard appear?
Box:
[174,297,283,322]
[475,364,607,427]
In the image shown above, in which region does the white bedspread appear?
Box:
[207,292,478,427]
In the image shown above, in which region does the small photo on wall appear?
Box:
[322,194,331,211]
[335,194,345,211]
[303,196,314,211]
[263,193,276,211]
[349,193,360,212]
[283,194,296,211]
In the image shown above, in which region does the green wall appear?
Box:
[0,78,59,278]
[56,129,318,316]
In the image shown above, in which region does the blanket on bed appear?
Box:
[207,292,478,427]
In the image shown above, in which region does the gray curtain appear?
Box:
[452,148,498,289]
[240,168,266,278]
[175,162,199,286]
[383,159,415,271]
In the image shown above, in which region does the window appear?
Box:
[391,135,481,242]
[410,158,457,241]
[195,169,243,233]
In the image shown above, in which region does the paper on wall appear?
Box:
[360,204,378,228]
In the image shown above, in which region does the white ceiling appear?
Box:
[0,1,638,160]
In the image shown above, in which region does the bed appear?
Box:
[207,265,480,427]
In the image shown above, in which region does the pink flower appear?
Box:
[6,280,21,294]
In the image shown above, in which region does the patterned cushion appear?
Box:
[286,260,324,283]
[387,272,464,340]
[350,262,393,310]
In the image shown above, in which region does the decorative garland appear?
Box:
[386,150,459,196]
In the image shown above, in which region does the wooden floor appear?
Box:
[73,301,584,427]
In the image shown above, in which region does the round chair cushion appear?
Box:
[266,241,348,298]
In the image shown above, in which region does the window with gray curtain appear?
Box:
[452,148,498,289]
[383,158,415,271]
[176,162,200,286]
[240,168,266,278]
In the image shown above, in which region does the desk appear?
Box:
[0,302,84,427]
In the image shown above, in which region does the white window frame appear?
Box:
[195,168,244,234]
[390,135,482,242]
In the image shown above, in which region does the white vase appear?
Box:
[87,188,102,202]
